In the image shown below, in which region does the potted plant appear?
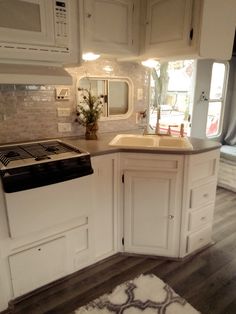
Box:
[76,87,104,140]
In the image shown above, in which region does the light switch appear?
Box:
[137,88,143,100]
[57,108,71,117]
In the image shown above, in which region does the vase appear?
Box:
[85,122,98,140]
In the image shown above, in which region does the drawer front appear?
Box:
[187,226,212,254]
[122,154,183,172]
[188,150,220,185]
[188,204,214,232]
[9,236,66,297]
[190,181,216,209]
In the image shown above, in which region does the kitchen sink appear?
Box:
[109,134,193,150]
[158,136,193,149]
[109,134,158,147]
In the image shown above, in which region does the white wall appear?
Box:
[190,59,213,139]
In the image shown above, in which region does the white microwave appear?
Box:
[0,0,76,63]
[0,0,69,47]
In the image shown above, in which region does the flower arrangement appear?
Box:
[76,87,104,139]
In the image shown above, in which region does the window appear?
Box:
[206,62,228,138]
[77,77,132,120]
[149,60,195,136]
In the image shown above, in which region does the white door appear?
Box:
[82,0,136,54]
[124,170,180,257]
[145,0,193,56]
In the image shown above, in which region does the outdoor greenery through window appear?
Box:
[206,62,228,138]
[149,60,195,136]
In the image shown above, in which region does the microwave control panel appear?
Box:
[54,0,69,47]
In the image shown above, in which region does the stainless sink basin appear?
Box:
[109,134,193,150]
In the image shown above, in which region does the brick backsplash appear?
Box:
[0,59,149,144]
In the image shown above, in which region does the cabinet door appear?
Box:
[82,0,137,55]
[124,170,180,257]
[91,155,117,260]
[144,0,193,57]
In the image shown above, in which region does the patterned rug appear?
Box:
[75,274,200,313]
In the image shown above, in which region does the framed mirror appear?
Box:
[77,76,133,120]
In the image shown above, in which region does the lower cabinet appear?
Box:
[180,149,220,257]
[122,153,184,257]
[124,170,181,257]
[0,150,220,311]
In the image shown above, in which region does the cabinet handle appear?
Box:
[200,216,206,220]
[87,13,92,18]
[169,215,174,220]
[203,193,208,198]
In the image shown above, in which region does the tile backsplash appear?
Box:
[0,59,149,144]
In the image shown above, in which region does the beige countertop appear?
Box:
[63,130,221,156]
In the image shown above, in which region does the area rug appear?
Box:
[75,273,200,313]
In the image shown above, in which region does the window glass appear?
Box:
[78,77,131,119]
[209,63,225,99]
[149,60,195,136]
[206,62,227,138]
[109,81,128,115]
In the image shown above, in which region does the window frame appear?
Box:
[77,76,134,121]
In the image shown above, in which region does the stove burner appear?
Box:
[5,151,20,158]
[45,146,59,153]
[35,156,51,161]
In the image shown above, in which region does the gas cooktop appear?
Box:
[0,140,88,170]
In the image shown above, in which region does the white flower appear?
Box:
[83,104,90,111]
[79,113,85,120]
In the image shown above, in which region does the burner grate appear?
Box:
[0,148,32,166]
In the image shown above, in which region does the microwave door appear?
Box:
[0,0,55,46]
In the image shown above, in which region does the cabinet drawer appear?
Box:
[9,237,66,297]
[188,204,214,232]
[190,181,216,209]
[187,226,212,254]
[188,150,220,185]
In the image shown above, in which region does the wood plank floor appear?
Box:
[7,187,236,314]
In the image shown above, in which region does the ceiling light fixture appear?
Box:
[82,52,100,61]
[141,59,159,68]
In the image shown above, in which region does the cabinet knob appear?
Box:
[87,13,92,18]
[169,215,174,220]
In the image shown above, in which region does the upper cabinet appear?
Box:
[79,0,140,57]
[141,0,236,60]
[143,0,194,58]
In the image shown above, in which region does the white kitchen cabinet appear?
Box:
[144,0,194,58]
[122,153,183,257]
[142,0,236,60]
[180,149,220,257]
[91,154,118,260]
[79,0,140,57]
